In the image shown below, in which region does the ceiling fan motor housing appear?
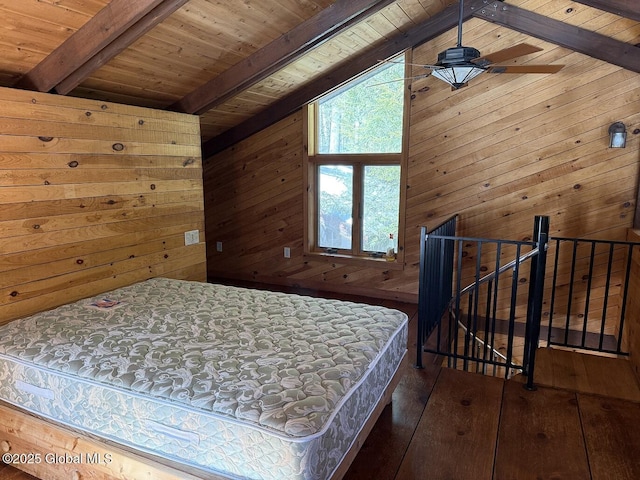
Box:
[436,46,482,66]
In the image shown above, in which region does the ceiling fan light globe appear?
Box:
[431,65,486,89]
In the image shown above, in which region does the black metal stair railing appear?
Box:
[417,216,549,390]
[545,237,640,356]
[449,240,541,380]
[416,213,640,390]
[416,214,457,365]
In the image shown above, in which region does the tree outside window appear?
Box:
[317,61,404,154]
[305,54,407,262]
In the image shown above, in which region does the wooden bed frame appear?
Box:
[0,354,407,480]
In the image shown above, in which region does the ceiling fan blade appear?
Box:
[487,64,564,74]
[473,43,543,66]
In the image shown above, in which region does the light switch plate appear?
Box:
[184,230,200,246]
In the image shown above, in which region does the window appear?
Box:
[316,61,405,154]
[304,54,408,265]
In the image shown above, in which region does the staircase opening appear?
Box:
[417,215,640,390]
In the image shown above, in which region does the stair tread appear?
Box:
[533,347,640,402]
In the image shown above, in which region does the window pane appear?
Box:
[362,165,400,253]
[317,60,405,154]
[318,165,353,250]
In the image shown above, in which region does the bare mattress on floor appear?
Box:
[0,278,408,479]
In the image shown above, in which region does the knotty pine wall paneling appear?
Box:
[625,229,640,381]
[0,86,206,324]
[204,112,415,302]
[407,21,640,343]
[206,22,639,311]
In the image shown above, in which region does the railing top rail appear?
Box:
[551,236,640,247]
[424,233,538,248]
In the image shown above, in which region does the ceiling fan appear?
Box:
[414,0,564,90]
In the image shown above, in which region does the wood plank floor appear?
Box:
[2,286,640,480]
[532,346,640,402]
[345,297,640,480]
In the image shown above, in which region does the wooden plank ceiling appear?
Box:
[0,0,638,159]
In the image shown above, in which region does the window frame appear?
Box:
[303,52,410,269]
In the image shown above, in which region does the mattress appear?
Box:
[0,278,408,480]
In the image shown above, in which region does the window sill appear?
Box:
[303,252,404,270]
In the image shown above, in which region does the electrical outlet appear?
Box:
[184,230,199,246]
[284,247,291,258]
[216,241,223,252]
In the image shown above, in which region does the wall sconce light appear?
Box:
[608,121,627,148]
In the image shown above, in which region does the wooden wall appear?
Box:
[626,229,640,380]
[0,86,206,325]
[205,20,639,307]
[204,112,421,301]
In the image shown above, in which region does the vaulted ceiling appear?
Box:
[1,0,638,160]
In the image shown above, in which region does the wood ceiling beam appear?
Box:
[14,0,166,92]
[55,0,190,95]
[170,0,399,115]
[472,2,640,73]
[202,1,475,159]
[571,1,640,22]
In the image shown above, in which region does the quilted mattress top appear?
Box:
[0,278,407,438]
